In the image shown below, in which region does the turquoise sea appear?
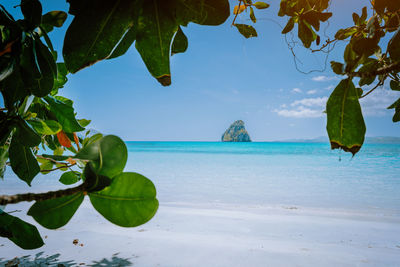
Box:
[2,142,400,214]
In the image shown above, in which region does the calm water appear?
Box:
[2,142,400,213]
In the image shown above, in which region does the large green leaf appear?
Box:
[15,119,41,147]
[83,163,111,192]
[326,79,366,155]
[89,172,158,227]
[28,193,84,229]
[63,0,141,73]
[28,119,62,135]
[0,212,44,249]
[44,96,84,133]
[75,135,127,178]
[175,0,230,26]
[135,0,178,86]
[9,137,40,185]
[21,0,42,30]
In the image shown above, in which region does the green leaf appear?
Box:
[298,20,316,48]
[15,119,41,147]
[21,0,42,30]
[335,27,357,40]
[234,24,258,39]
[282,17,295,34]
[326,79,366,155]
[135,0,177,86]
[77,119,91,128]
[59,171,80,185]
[0,145,9,178]
[253,2,270,9]
[89,172,158,227]
[175,0,230,26]
[75,135,127,178]
[28,193,84,229]
[358,58,378,86]
[9,137,40,185]
[63,0,140,73]
[360,7,367,23]
[0,212,44,249]
[250,7,257,23]
[28,119,62,135]
[39,159,53,174]
[352,12,360,25]
[330,61,344,75]
[390,80,400,91]
[171,27,188,56]
[387,98,400,122]
[83,163,111,192]
[44,96,85,133]
[53,63,69,92]
[108,27,137,59]
[388,29,400,61]
[42,11,67,28]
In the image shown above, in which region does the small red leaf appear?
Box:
[57,131,72,148]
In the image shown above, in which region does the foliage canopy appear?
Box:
[0,0,399,250]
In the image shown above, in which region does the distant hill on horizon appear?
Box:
[273,136,400,144]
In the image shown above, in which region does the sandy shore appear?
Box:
[1,200,400,266]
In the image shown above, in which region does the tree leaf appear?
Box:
[326,79,366,155]
[28,119,62,135]
[298,20,316,48]
[15,119,41,147]
[388,29,400,61]
[282,17,295,34]
[57,130,72,148]
[77,119,91,128]
[387,98,400,122]
[89,172,158,227]
[44,96,85,133]
[253,2,270,9]
[0,212,44,249]
[0,145,9,178]
[9,137,40,185]
[175,0,230,26]
[135,0,177,86]
[21,0,42,30]
[75,135,127,178]
[250,7,257,23]
[28,193,84,229]
[234,24,258,38]
[63,0,140,73]
[107,27,137,60]
[42,11,67,28]
[59,171,80,185]
[330,61,344,75]
[83,163,112,192]
[234,5,246,15]
[390,80,400,91]
[171,26,188,56]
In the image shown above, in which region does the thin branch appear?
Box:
[360,79,384,98]
[0,184,86,205]
[40,164,75,173]
[36,154,68,165]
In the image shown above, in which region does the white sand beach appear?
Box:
[1,199,400,266]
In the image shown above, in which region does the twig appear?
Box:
[360,80,384,98]
[0,184,85,205]
[40,164,75,173]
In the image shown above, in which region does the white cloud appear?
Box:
[274,88,400,119]
[307,89,317,95]
[292,88,302,93]
[275,97,328,118]
[324,85,335,90]
[312,76,338,82]
[360,88,400,116]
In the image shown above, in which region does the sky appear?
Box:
[4,0,400,141]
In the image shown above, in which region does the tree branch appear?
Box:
[347,61,400,78]
[0,184,86,205]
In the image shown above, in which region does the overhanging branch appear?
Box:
[347,61,400,78]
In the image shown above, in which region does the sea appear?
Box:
[2,142,400,214]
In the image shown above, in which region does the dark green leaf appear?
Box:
[59,171,80,185]
[63,0,140,73]
[89,172,158,227]
[326,79,366,155]
[335,27,357,40]
[360,7,367,23]
[42,11,67,28]
[9,137,40,185]
[298,20,316,48]
[330,61,344,75]
[387,98,400,122]
[390,80,400,91]
[358,58,378,86]
[0,145,8,178]
[171,27,188,56]
[21,0,42,30]
[0,212,44,249]
[175,0,230,26]
[108,27,137,59]
[44,96,85,133]
[352,12,360,25]
[234,24,258,39]
[282,18,295,34]
[253,2,270,9]
[135,0,177,86]
[15,119,41,147]
[28,193,84,229]
[75,135,127,178]
[250,7,257,23]
[388,29,400,61]
[28,119,62,135]
[83,163,111,192]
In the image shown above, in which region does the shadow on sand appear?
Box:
[0,252,133,266]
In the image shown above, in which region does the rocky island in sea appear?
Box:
[221,120,251,142]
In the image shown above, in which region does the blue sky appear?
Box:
[5,0,400,141]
